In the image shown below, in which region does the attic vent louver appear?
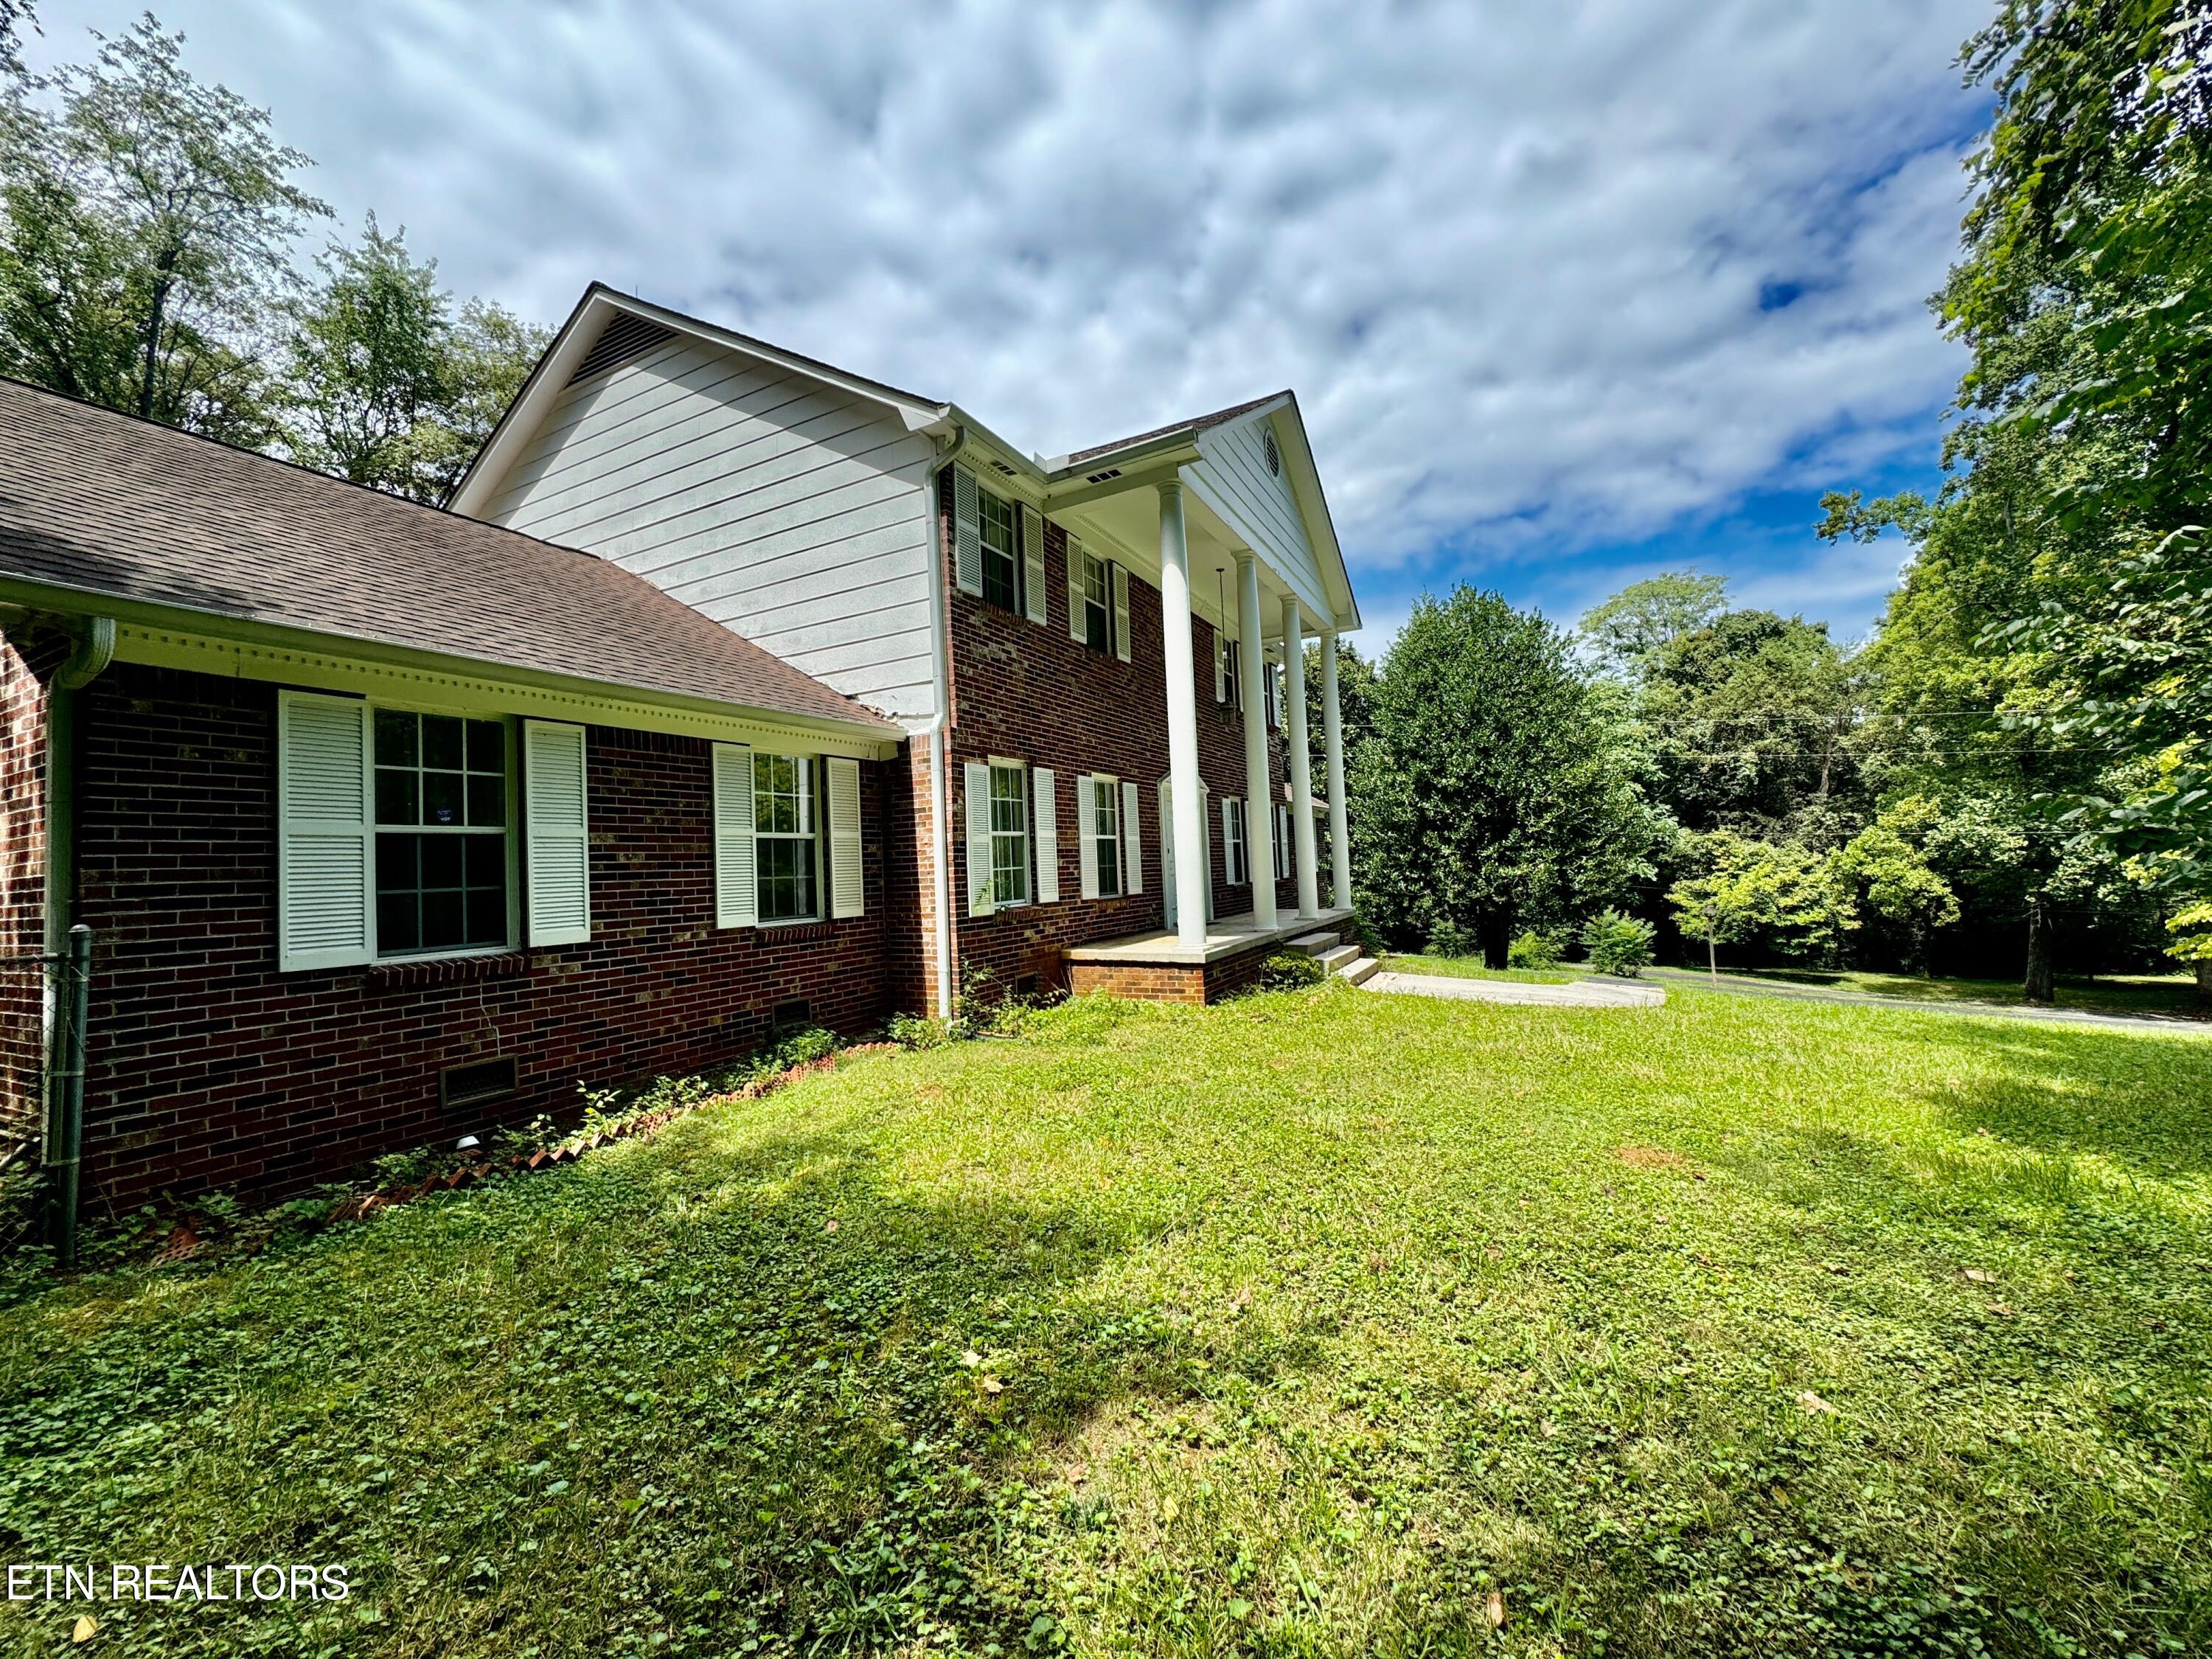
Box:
[565,312,676,387]
[1084,467,1123,484]
[989,459,1018,478]
[1263,428,1281,476]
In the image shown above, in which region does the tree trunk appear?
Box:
[2195,959,2211,1006]
[1480,912,1512,970]
[2022,897,2056,1005]
[136,271,175,421]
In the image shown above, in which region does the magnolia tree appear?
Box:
[1350,587,1668,964]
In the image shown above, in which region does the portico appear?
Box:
[1037,391,1360,992]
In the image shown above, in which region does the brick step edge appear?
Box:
[1337,956,1380,986]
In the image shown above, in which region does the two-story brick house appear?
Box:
[0,283,1362,1203]
[455,285,1364,1013]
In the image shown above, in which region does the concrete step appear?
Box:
[1288,930,1342,956]
[1338,955,1380,986]
[1318,944,1360,973]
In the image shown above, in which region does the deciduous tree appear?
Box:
[0,15,329,442]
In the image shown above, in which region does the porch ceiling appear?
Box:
[1048,470,1309,648]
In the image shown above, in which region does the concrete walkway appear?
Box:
[1644,966,2211,1036]
[1364,970,1666,1009]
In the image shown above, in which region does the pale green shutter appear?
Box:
[1021,504,1047,624]
[964,759,994,917]
[1121,780,1142,893]
[1076,775,1099,900]
[524,720,591,945]
[1067,536,1087,641]
[827,757,864,919]
[1112,565,1131,662]
[713,742,754,928]
[276,691,374,971]
[952,465,982,596]
[1032,766,1060,904]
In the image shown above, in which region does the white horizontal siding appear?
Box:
[1190,415,1329,627]
[484,335,940,721]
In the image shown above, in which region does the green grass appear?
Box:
[1661,964,2208,1020]
[4,986,2211,1658]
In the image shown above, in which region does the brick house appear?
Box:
[455,287,1364,1015]
[0,285,1362,1203]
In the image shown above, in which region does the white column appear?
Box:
[1235,553,1277,928]
[1321,630,1352,910]
[1281,595,1320,920]
[1157,481,1208,950]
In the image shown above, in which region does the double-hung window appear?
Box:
[1225,639,1243,710]
[754,752,819,922]
[989,759,1030,906]
[1091,774,1122,898]
[978,487,1021,613]
[373,710,512,956]
[1273,802,1290,882]
[1223,796,1248,886]
[1079,549,1113,654]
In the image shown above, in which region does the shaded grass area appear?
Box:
[3,988,2210,1656]
[1670,965,2208,1020]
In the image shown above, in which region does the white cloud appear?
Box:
[29,0,1985,630]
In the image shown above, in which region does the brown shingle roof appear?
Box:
[1063,391,1289,466]
[0,378,896,735]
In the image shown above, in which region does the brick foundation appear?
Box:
[66,663,897,1206]
[1065,939,1284,1005]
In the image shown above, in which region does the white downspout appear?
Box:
[924,428,967,1018]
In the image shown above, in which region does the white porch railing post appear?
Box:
[1321,630,1352,910]
[1235,554,1277,929]
[1156,481,1209,951]
[1281,594,1320,920]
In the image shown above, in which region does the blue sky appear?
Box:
[30,0,1990,650]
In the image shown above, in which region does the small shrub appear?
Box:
[886,1012,950,1050]
[371,1147,446,1187]
[766,1026,840,1071]
[1257,950,1326,990]
[1425,919,1475,958]
[1581,908,1656,977]
[1507,930,1564,970]
[493,1114,560,1161]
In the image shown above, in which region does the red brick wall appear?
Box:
[937,474,1301,994]
[0,627,60,1150]
[72,663,894,1205]
[1063,937,1292,1005]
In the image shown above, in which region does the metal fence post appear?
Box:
[49,924,89,1271]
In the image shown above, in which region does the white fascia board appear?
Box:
[938,404,1053,506]
[452,285,951,517]
[1269,400,1362,634]
[0,576,902,759]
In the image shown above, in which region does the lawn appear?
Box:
[1377,954,1579,985]
[1657,966,2208,1021]
[3,984,2209,1658]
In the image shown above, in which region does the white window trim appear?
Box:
[752,750,826,925]
[987,754,1031,910]
[1089,771,1123,900]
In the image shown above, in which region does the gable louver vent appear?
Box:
[565,312,676,387]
